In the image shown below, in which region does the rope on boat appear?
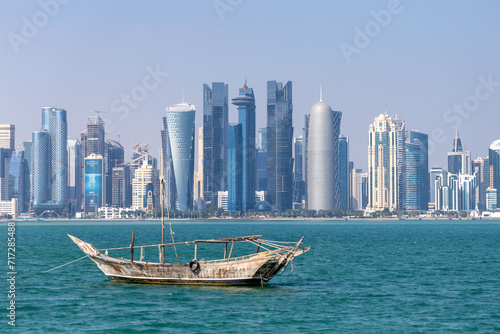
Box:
[21,255,89,279]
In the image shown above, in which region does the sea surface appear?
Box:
[2,220,500,333]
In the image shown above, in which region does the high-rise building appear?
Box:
[447,130,472,175]
[31,131,50,209]
[227,123,242,212]
[338,135,350,210]
[32,107,68,214]
[258,128,267,151]
[0,148,14,201]
[294,136,303,181]
[292,136,305,210]
[489,140,500,209]
[132,160,159,210]
[112,165,130,208]
[80,116,105,205]
[162,102,195,211]
[307,92,342,210]
[84,153,105,213]
[67,140,82,213]
[266,80,293,211]
[203,82,228,206]
[8,150,28,213]
[430,166,444,207]
[473,157,489,210]
[351,169,368,210]
[231,79,256,212]
[256,149,267,192]
[194,127,204,202]
[0,124,15,149]
[105,139,124,206]
[367,113,405,211]
[406,130,429,211]
[304,114,310,207]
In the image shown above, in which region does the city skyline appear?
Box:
[1,1,499,171]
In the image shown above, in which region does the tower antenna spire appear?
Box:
[182,87,184,103]
[320,84,323,101]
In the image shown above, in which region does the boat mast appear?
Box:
[161,177,165,264]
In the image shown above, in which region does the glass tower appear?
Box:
[231,79,256,212]
[294,136,303,181]
[163,102,195,212]
[203,82,228,206]
[489,140,500,208]
[338,135,350,210]
[8,150,28,212]
[227,123,242,212]
[266,80,293,211]
[32,107,68,214]
[406,130,429,210]
[31,131,50,208]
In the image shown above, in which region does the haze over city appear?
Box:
[1,0,499,171]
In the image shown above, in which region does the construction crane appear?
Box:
[95,110,109,116]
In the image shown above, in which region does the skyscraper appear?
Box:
[266,80,293,211]
[338,135,350,210]
[112,165,130,208]
[8,150,28,213]
[132,160,159,210]
[430,166,443,208]
[203,82,228,206]
[80,115,105,205]
[31,131,50,209]
[227,123,242,212]
[307,91,342,210]
[406,130,429,211]
[473,157,489,210]
[84,153,105,214]
[0,124,15,149]
[105,139,125,206]
[194,127,204,203]
[351,169,368,210]
[294,136,304,181]
[231,79,256,212]
[32,107,68,214]
[489,140,500,209]
[447,130,472,175]
[368,113,405,211]
[67,139,82,213]
[163,102,195,211]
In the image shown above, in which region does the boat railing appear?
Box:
[96,235,298,264]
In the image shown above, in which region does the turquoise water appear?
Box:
[2,220,500,333]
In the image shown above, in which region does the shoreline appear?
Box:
[2,217,497,223]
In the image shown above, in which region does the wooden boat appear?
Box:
[69,178,310,286]
[68,234,309,286]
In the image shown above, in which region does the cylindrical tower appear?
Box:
[32,131,50,207]
[165,102,196,212]
[307,99,341,210]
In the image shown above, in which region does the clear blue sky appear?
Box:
[1,0,499,170]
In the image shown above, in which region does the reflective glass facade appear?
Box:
[266,80,293,211]
[203,82,228,206]
[227,123,242,212]
[32,107,68,214]
[231,81,256,212]
[164,102,195,211]
[489,140,500,208]
[407,130,429,210]
[338,135,350,210]
[8,150,28,212]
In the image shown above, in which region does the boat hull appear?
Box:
[69,235,309,286]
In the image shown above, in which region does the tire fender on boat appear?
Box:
[189,259,200,273]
